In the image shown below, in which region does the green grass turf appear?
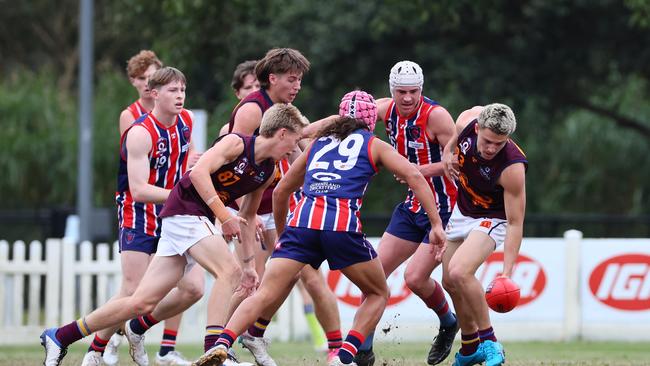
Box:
[3,340,649,365]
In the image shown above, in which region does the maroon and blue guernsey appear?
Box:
[455,119,528,220]
[159,134,276,222]
[288,129,378,232]
[226,88,282,215]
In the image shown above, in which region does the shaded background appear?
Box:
[1,0,649,241]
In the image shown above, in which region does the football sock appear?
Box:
[338,330,365,364]
[357,331,374,351]
[159,328,177,357]
[460,332,480,356]
[423,281,456,327]
[204,325,224,352]
[55,318,91,347]
[479,326,497,342]
[129,314,159,335]
[215,329,237,349]
[247,317,270,337]
[326,329,343,350]
[87,334,109,354]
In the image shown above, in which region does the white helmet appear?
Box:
[389,60,424,95]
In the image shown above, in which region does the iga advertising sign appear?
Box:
[582,240,650,322]
[324,237,566,325]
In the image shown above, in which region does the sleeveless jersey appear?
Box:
[127,100,148,121]
[160,134,276,222]
[455,119,528,219]
[278,158,303,212]
[288,129,378,232]
[383,96,457,215]
[226,88,278,214]
[115,110,193,236]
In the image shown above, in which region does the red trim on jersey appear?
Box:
[309,196,326,229]
[335,199,350,231]
[367,136,378,172]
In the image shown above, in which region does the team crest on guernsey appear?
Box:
[155,137,168,156]
[234,158,248,175]
[406,125,422,140]
[182,126,191,141]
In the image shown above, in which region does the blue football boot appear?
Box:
[482,340,505,366]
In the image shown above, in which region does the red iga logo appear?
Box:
[478,252,546,307]
[589,254,650,311]
[327,266,411,307]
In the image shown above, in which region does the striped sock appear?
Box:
[479,326,497,342]
[159,329,177,357]
[326,329,343,350]
[87,334,109,354]
[338,330,364,364]
[247,318,270,337]
[129,314,159,335]
[460,332,480,356]
[204,325,224,352]
[423,282,456,327]
[215,329,237,349]
[55,318,91,347]
[358,331,374,351]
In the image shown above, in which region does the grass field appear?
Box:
[2,340,649,366]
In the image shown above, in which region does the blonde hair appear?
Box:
[147,67,186,90]
[126,50,163,78]
[259,104,308,137]
[478,103,517,135]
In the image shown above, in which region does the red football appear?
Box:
[485,277,520,313]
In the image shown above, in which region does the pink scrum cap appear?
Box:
[338,90,378,132]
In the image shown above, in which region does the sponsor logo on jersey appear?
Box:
[589,253,650,311]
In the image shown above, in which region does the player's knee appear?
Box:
[403,268,428,293]
[129,296,157,315]
[180,278,204,302]
[445,266,468,290]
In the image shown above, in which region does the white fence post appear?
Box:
[12,241,26,326]
[563,229,583,340]
[0,240,8,327]
[61,238,76,323]
[45,239,61,327]
[27,241,42,325]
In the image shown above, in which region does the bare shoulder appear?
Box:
[119,109,135,136]
[233,102,263,134]
[456,106,483,131]
[125,125,152,153]
[429,106,454,127]
[499,162,526,191]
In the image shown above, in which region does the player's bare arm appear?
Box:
[442,106,482,180]
[498,162,526,278]
[231,103,263,134]
[119,109,135,137]
[372,138,446,254]
[272,146,309,236]
[300,115,338,138]
[126,126,170,204]
[418,106,456,178]
[375,98,392,122]
[189,134,245,235]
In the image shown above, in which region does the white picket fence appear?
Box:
[0,238,306,345]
